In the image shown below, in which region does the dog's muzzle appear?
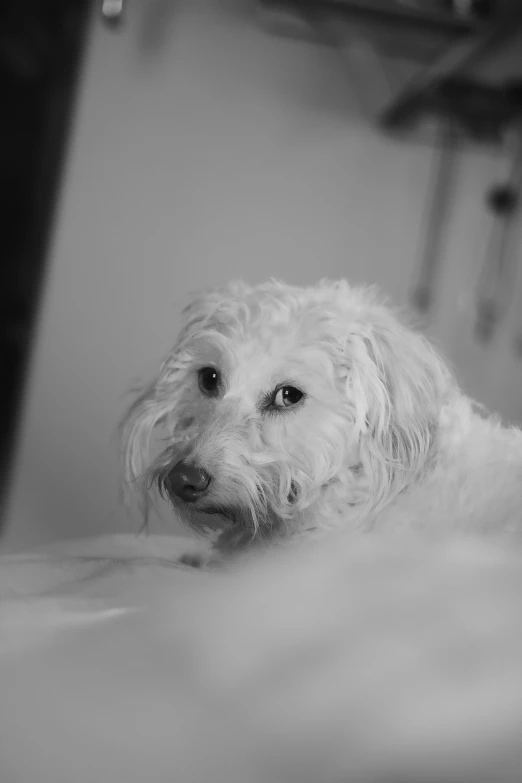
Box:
[165,460,212,503]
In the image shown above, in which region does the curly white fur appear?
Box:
[121,279,522,547]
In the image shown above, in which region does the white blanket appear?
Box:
[0,534,208,656]
[0,533,207,599]
[1,531,521,783]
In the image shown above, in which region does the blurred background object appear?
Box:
[259,0,522,319]
[0,0,91,523]
[101,0,125,27]
[1,0,522,548]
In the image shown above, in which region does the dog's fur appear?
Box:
[121,278,522,548]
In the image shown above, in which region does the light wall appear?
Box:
[3,0,522,550]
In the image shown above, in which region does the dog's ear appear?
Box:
[119,283,241,514]
[344,311,454,512]
[119,343,192,518]
[119,380,172,520]
[119,288,222,515]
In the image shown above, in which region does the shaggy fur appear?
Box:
[121,279,522,549]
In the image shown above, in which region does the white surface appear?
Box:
[0,533,209,600]
[1,530,522,783]
[3,0,522,550]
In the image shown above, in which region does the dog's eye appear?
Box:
[198,367,221,396]
[272,386,304,409]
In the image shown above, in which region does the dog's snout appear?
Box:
[167,461,212,503]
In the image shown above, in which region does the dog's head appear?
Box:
[121,279,454,538]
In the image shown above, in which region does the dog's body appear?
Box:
[366,396,522,538]
[122,278,522,548]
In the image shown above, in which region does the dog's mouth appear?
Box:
[199,505,237,525]
[200,482,300,526]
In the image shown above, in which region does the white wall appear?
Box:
[3,0,522,551]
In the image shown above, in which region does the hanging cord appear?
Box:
[474,127,522,344]
[411,123,460,315]
[509,146,522,356]
[512,283,522,358]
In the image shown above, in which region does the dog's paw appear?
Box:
[177,553,206,569]
[178,550,229,570]
[172,538,216,569]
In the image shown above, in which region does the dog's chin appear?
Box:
[172,501,243,534]
[199,505,239,527]
[173,499,285,545]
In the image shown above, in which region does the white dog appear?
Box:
[121,278,522,551]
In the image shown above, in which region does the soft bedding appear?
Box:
[1,531,522,783]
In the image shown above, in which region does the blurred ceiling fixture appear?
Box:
[258,0,522,346]
[257,0,522,137]
[100,0,125,28]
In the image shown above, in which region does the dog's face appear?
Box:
[122,280,453,538]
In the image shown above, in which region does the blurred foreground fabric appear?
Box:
[1,531,522,783]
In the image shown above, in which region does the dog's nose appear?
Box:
[167,461,211,502]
